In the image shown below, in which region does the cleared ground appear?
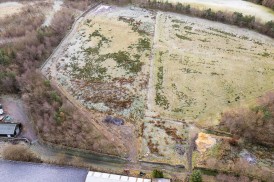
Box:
[42,4,274,164]
[149,12,274,126]
[140,119,189,165]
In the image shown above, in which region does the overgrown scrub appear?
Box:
[155,59,169,109]
[152,169,164,178]
[190,170,202,182]
[0,5,122,156]
[2,144,42,163]
[220,92,274,147]
[64,0,99,10]
[203,157,274,181]
[0,5,45,38]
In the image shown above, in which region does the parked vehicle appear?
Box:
[0,104,3,115]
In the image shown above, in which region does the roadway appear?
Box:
[0,160,88,182]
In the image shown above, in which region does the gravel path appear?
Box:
[0,160,88,182]
[42,0,64,27]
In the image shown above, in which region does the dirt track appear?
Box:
[0,95,37,142]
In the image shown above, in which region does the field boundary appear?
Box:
[40,2,102,70]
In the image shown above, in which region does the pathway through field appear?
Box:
[145,12,160,118]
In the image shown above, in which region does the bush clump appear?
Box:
[152,169,164,178]
[190,170,202,182]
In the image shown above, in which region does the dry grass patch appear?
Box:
[140,119,189,165]
[150,12,274,125]
[42,5,156,119]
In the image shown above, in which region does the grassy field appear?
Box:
[43,6,155,119]
[150,12,274,126]
[42,4,274,164]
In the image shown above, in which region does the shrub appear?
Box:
[50,91,62,103]
[0,48,14,65]
[2,144,42,163]
[228,138,238,146]
[152,169,164,178]
[190,170,202,182]
[266,20,274,32]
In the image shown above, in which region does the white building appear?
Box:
[85,171,151,182]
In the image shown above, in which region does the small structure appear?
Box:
[152,179,171,182]
[0,123,22,137]
[85,171,151,182]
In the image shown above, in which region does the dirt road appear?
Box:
[0,95,37,142]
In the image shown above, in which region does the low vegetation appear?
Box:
[152,169,164,178]
[2,144,42,163]
[220,92,274,147]
[190,170,202,182]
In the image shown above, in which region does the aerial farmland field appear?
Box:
[42,4,274,164]
[149,12,274,126]
[43,6,155,119]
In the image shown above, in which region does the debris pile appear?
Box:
[104,116,124,125]
[195,132,216,152]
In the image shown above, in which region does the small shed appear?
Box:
[0,123,22,137]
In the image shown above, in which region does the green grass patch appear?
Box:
[176,34,192,41]
[136,38,151,52]
[108,51,144,75]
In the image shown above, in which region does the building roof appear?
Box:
[0,123,19,135]
[85,171,151,182]
[152,179,171,182]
